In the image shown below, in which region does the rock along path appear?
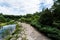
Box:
[18,22,51,40]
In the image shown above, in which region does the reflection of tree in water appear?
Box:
[1,29,10,38]
[1,25,15,39]
[2,27,14,38]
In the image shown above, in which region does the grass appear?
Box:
[0,20,15,26]
[30,22,60,40]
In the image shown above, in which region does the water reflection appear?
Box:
[0,24,16,39]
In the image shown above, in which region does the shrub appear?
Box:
[39,8,53,26]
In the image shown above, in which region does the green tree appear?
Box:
[0,15,7,22]
[51,0,60,28]
[39,8,53,26]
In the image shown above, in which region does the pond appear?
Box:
[0,24,16,40]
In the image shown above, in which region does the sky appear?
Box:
[0,0,54,15]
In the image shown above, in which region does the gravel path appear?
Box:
[18,22,51,40]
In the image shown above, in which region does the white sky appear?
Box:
[0,0,54,15]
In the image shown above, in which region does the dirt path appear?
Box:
[18,22,51,40]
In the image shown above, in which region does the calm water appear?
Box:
[0,24,16,40]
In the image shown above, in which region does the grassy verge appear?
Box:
[0,20,15,26]
[30,21,60,40]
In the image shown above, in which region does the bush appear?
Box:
[0,15,7,22]
[39,9,53,26]
[31,22,60,40]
